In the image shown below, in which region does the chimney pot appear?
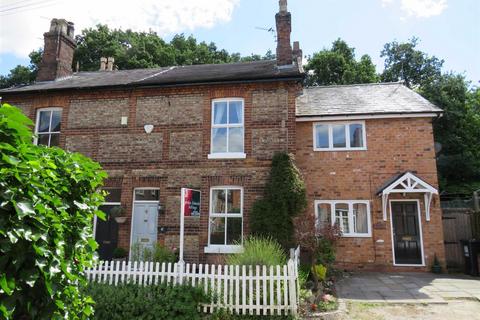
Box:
[100,57,107,71]
[107,57,114,71]
[279,0,287,13]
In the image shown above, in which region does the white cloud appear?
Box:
[380,0,448,18]
[0,0,239,57]
[400,0,447,17]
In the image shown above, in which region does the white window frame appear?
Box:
[314,200,372,237]
[313,121,367,151]
[205,186,244,254]
[34,107,62,147]
[208,98,246,159]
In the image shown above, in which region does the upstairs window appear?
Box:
[208,99,245,159]
[35,108,62,147]
[314,121,366,151]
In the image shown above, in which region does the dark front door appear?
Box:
[95,205,119,260]
[391,202,423,265]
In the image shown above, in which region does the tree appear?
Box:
[382,38,480,193]
[0,104,106,319]
[305,39,379,86]
[0,50,42,88]
[381,37,443,88]
[250,153,307,250]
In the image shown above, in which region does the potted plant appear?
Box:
[112,247,128,262]
[110,206,127,224]
[431,254,442,274]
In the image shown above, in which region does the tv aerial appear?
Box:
[255,26,276,41]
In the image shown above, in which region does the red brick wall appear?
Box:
[3,80,300,264]
[295,117,446,271]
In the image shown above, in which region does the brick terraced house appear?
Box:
[0,0,445,271]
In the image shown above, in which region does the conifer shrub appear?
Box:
[249,153,307,249]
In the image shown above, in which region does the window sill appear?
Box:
[208,153,246,160]
[204,245,244,254]
[313,148,367,152]
[340,234,372,238]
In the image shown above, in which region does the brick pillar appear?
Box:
[36,19,76,82]
[275,0,292,66]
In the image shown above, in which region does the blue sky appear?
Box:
[0,0,478,83]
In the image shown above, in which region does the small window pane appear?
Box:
[227,189,241,213]
[317,203,331,230]
[37,133,50,146]
[212,189,226,213]
[213,102,227,124]
[212,128,227,153]
[332,125,346,148]
[349,124,364,148]
[38,111,51,133]
[49,133,60,147]
[228,101,243,124]
[315,125,329,148]
[353,203,368,233]
[335,203,349,233]
[209,217,225,245]
[134,189,159,201]
[51,110,62,132]
[104,188,122,203]
[228,127,243,152]
[226,217,242,244]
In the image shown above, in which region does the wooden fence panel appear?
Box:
[442,208,473,270]
[84,246,301,316]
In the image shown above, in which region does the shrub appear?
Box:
[83,282,208,320]
[250,153,307,249]
[112,247,128,259]
[130,242,177,263]
[226,237,286,266]
[0,104,106,319]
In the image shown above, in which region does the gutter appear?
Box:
[295,111,443,121]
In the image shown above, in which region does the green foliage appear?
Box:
[381,37,443,88]
[226,237,286,266]
[112,247,128,259]
[0,104,107,319]
[315,237,337,267]
[311,264,327,282]
[205,309,294,320]
[305,38,379,86]
[130,242,177,263]
[83,282,208,320]
[250,153,307,249]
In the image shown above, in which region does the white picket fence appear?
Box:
[85,246,300,316]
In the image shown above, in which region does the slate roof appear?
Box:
[0,60,303,93]
[296,82,442,117]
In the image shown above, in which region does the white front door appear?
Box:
[131,202,158,251]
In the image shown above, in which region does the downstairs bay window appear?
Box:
[205,186,243,253]
[315,200,371,237]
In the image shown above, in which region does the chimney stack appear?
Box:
[275,0,292,66]
[36,19,76,82]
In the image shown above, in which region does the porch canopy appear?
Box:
[377,172,438,221]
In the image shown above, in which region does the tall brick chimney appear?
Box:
[36,19,76,82]
[275,0,292,66]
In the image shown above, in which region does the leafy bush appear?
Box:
[250,153,307,249]
[311,264,327,282]
[226,237,286,266]
[112,247,128,259]
[83,282,208,320]
[0,104,106,319]
[130,242,177,263]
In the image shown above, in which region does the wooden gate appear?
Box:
[442,208,473,270]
